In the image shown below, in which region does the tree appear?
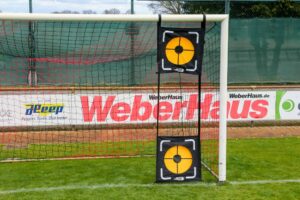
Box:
[82,10,97,14]
[125,9,132,14]
[230,0,300,17]
[148,0,223,14]
[103,8,121,14]
[272,0,300,17]
[182,2,224,14]
[148,1,185,14]
[147,0,300,17]
[52,10,80,14]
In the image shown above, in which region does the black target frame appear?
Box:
[157,21,205,75]
[156,136,200,182]
[156,15,206,183]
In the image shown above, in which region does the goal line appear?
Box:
[0,179,299,195]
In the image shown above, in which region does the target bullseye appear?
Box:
[165,37,195,65]
[164,145,193,174]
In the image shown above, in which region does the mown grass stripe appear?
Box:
[1,179,300,195]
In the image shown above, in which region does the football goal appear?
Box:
[0,13,228,182]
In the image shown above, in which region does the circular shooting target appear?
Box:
[165,37,195,66]
[163,145,193,174]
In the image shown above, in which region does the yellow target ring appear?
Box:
[163,145,193,174]
[165,37,195,66]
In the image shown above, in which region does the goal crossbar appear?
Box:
[0,13,228,22]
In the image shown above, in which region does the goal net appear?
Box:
[0,14,228,182]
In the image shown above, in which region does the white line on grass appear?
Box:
[0,183,214,195]
[1,179,300,195]
[230,179,300,185]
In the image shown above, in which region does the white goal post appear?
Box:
[0,13,228,182]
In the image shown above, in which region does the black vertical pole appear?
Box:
[155,14,161,182]
[130,0,135,85]
[29,0,33,13]
[28,0,36,86]
[225,0,230,14]
[198,14,206,181]
[156,15,161,140]
[198,61,202,180]
[131,0,134,14]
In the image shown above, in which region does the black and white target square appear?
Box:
[158,27,204,74]
[156,136,200,182]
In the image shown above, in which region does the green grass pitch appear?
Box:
[0,137,300,200]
